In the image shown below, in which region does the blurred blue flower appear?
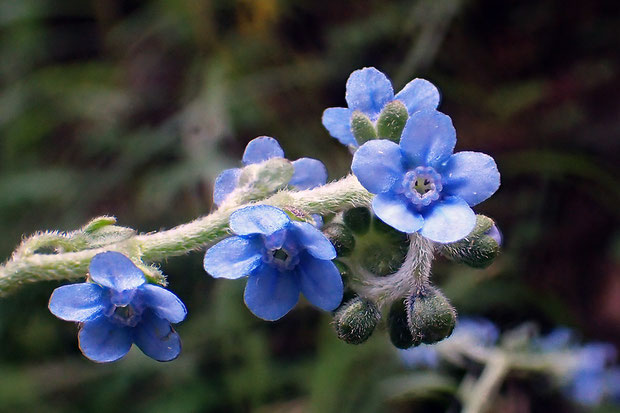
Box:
[567,342,618,405]
[322,67,440,147]
[49,251,187,363]
[213,136,328,206]
[534,327,574,352]
[351,110,500,243]
[203,205,343,320]
[399,344,440,369]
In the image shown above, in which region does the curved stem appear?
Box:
[0,175,372,295]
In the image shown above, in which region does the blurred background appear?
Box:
[0,0,618,412]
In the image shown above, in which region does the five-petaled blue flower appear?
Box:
[322,67,440,148]
[351,109,500,243]
[203,205,343,321]
[48,251,187,363]
[213,136,328,206]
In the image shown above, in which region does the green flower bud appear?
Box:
[376,101,408,142]
[351,111,377,145]
[322,223,355,257]
[408,287,456,345]
[359,241,408,277]
[334,297,381,345]
[343,207,371,235]
[388,298,417,349]
[440,215,500,268]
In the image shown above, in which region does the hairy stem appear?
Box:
[0,175,372,295]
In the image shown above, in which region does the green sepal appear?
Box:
[388,298,417,349]
[322,223,355,257]
[351,111,377,145]
[343,207,371,235]
[440,215,500,268]
[82,216,118,234]
[376,101,408,142]
[334,297,381,345]
[228,158,295,204]
[408,286,456,345]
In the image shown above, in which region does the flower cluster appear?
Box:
[49,251,186,362]
[203,205,343,320]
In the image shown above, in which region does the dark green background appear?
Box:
[0,0,618,412]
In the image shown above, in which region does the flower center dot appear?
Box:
[401,166,443,207]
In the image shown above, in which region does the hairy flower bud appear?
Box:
[343,207,371,235]
[376,100,408,142]
[440,215,500,268]
[388,298,416,349]
[334,297,381,345]
[408,286,456,345]
[351,111,377,144]
[322,223,355,257]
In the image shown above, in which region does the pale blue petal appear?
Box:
[89,251,145,292]
[420,197,476,243]
[400,110,456,168]
[203,235,263,279]
[296,252,343,311]
[242,136,284,165]
[439,151,500,206]
[345,67,394,117]
[322,107,356,146]
[372,192,424,233]
[351,139,405,194]
[49,283,106,322]
[133,310,182,362]
[213,168,241,206]
[290,158,328,189]
[138,284,187,323]
[289,221,336,260]
[243,264,299,321]
[229,205,290,236]
[394,78,440,114]
[78,318,132,363]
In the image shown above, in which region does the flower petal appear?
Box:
[133,310,182,362]
[243,264,299,321]
[78,317,132,363]
[372,192,424,233]
[48,283,106,322]
[203,235,263,279]
[394,78,440,114]
[296,252,343,311]
[290,158,328,189]
[213,168,241,206]
[420,196,476,243]
[138,284,187,323]
[322,107,356,146]
[229,205,290,236]
[289,221,336,260]
[89,251,145,292]
[351,139,405,194]
[439,151,500,206]
[399,110,456,168]
[242,136,284,165]
[345,67,394,117]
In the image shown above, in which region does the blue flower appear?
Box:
[203,205,343,320]
[48,251,187,363]
[567,342,618,406]
[213,136,328,206]
[351,110,500,243]
[322,67,440,148]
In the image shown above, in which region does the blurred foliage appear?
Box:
[0,0,618,411]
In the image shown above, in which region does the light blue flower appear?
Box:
[203,205,343,321]
[351,110,500,243]
[48,251,187,363]
[322,67,440,147]
[399,344,440,369]
[567,342,618,405]
[213,136,328,206]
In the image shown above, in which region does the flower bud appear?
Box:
[388,298,417,349]
[343,207,371,235]
[334,297,381,345]
[408,286,456,345]
[351,111,377,145]
[440,215,500,268]
[376,101,408,142]
[359,241,408,277]
[322,223,355,257]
